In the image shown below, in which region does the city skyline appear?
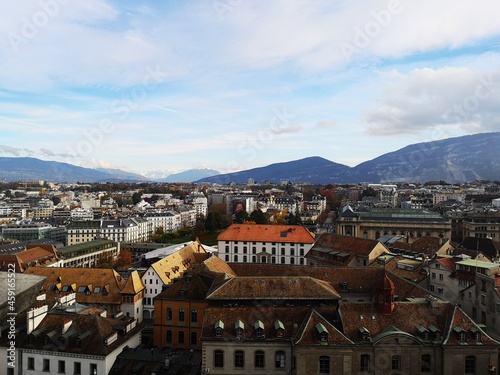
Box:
[1,1,500,177]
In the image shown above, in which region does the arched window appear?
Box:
[360,354,370,372]
[319,356,330,374]
[421,354,431,372]
[234,350,245,368]
[214,350,224,368]
[275,351,286,368]
[255,351,265,368]
[392,355,401,371]
[465,356,476,374]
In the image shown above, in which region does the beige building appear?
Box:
[336,205,451,243]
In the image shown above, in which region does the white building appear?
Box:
[217,224,315,265]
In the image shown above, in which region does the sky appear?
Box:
[1,0,500,177]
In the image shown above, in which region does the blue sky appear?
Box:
[1,0,500,177]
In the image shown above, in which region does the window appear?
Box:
[215,327,223,337]
[319,356,330,374]
[166,308,172,321]
[429,285,435,292]
[392,355,401,371]
[28,357,35,370]
[191,332,197,346]
[58,360,65,374]
[275,351,286,368]
[234,350,245,368]
[255,351,265,368]
[43,359,50,372]
[432,272,436,279]
[421,354,431,372]
[166,330,172,343]
[214,350,224,368]
[439,274,443,281]
[360,354,370,372]
[191,309,198,323]
[465,356,476,374]
[74,362,81,375]
[179,309,185,322]
[90,363,97,375]
[179,331,185,344]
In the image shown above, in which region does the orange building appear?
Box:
[153,256,236,350]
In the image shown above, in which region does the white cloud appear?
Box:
[364,66,500,136]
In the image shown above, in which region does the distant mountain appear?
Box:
[0,158,148,183]
[94,168,151,182]
[159,169,220,183]
[2,133,499,184]
[197,157,351,184]
[346,132,500,183]
[197,133,500,184]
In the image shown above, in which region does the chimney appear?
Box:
[62,318,72,334]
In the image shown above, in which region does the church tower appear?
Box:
[375,272,395,315]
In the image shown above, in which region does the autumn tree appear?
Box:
[95,251,114,269]
[115,249,133,269]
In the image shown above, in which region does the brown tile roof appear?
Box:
[339,301,452,343]
[24,267,126,305]
[391,236,446,256]
[201,306,309,341]
[229,264,430,299]
[155,272,211,301]
[120,270,145,295]
[295,309,353,346]
[150,240,209,284]
[18,313,143,356]
[443,306,499,346]
[217,224,315,244]
[206,276,340,300]
[369,255,427,284]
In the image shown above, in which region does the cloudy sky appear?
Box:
[1,0,500,176]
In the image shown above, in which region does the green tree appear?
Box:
[249,209,268,224]
[132,191,143,205]
[233,209,249,224]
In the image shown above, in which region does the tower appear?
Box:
[375,272,395,315]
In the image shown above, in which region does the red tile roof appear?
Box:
[217,224,315,244]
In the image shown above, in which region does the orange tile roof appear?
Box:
[217,224,315,244]
[200,255,237,277]
[150,240,209,284]
[120,270,145,295]
[437,257,456,272]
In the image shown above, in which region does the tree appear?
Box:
[95,251,114,269]
[205,212,228,232]
[233,209,249,224]
[115,249,133,269]
[361,187,376,198]
[249,209,268,224]
[132,191,143,205]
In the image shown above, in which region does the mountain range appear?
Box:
[197,132,500,184]
[0,132,499,184]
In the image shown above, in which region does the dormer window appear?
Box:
[316,323,329,342]
[215,320,224,338]
[454,326,466,342]
[359,326,370,342]
[274,320,285,338]
[417,325,429,340]
[470,327,481,342]
[255,320,264,338]
[428,325,441,341]
[235,320,245,339]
